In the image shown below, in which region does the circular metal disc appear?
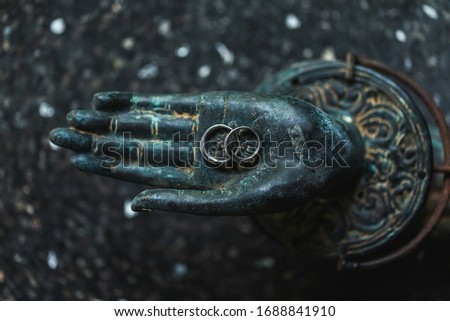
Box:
[255,59,432,257]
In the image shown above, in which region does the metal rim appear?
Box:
[255,55,443,266]
[283,59,431,255]
[340,54,450,269]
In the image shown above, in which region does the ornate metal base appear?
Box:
[255,59,433,263]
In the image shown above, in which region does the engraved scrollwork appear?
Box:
[263,76,430,256]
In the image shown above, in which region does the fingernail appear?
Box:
[93,92,132,111]
[131,194,154,212]
[67,110,110,130]
[48,128,92,152]
[66,110,87,125]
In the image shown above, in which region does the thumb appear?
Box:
[131,188,245,216]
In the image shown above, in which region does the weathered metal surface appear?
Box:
[49,91,363,216]
[342,56,450,268]
[48,57,447,266]
[255,59,432,258]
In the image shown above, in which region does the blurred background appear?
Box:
[1,0,449,300]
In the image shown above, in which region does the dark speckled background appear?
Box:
[1,0,450,300]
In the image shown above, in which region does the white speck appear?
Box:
[321,47,336,61]
[123,199,138,218]
[175,44,190,58]
[47,250,58,269]
[433,93,441,105]
[197,64,211,78]
[137,63,159,79]
[285,13,301,29]
[404,57,412,70]
[255,257,275,268]
[82,69,92,79]
[342,115,353,123]
[13,253,23,264]
[395,29,407,43]
[50,18,66,35]
[3,25,12,38]
[111,2,123,13]
[320,21,331,31]
[427,56,438,67]
[158,19,171,37]
[215,42,234,65]
[302,48,313,59]
[422,4,438,20]
[360,0,369,10]
[173,262,188,278]
[48,139,60,151]
[39,101,55,118]
[25,204,34,215]
[121,37,135,50]
[33,49,42,58]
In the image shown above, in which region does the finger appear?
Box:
[48,128,92,152]
[49,126,193,166]
[95,136,193,167]
[93,92,201,114]
[93,92,133,111]
[67,110,196,140]
[131,93,200,114]
[66,110,111,132]
[71,154,201,188]
[131,189,239,215]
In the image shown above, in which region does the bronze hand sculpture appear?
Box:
[49,91,363,216]
[49,56,450,268]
